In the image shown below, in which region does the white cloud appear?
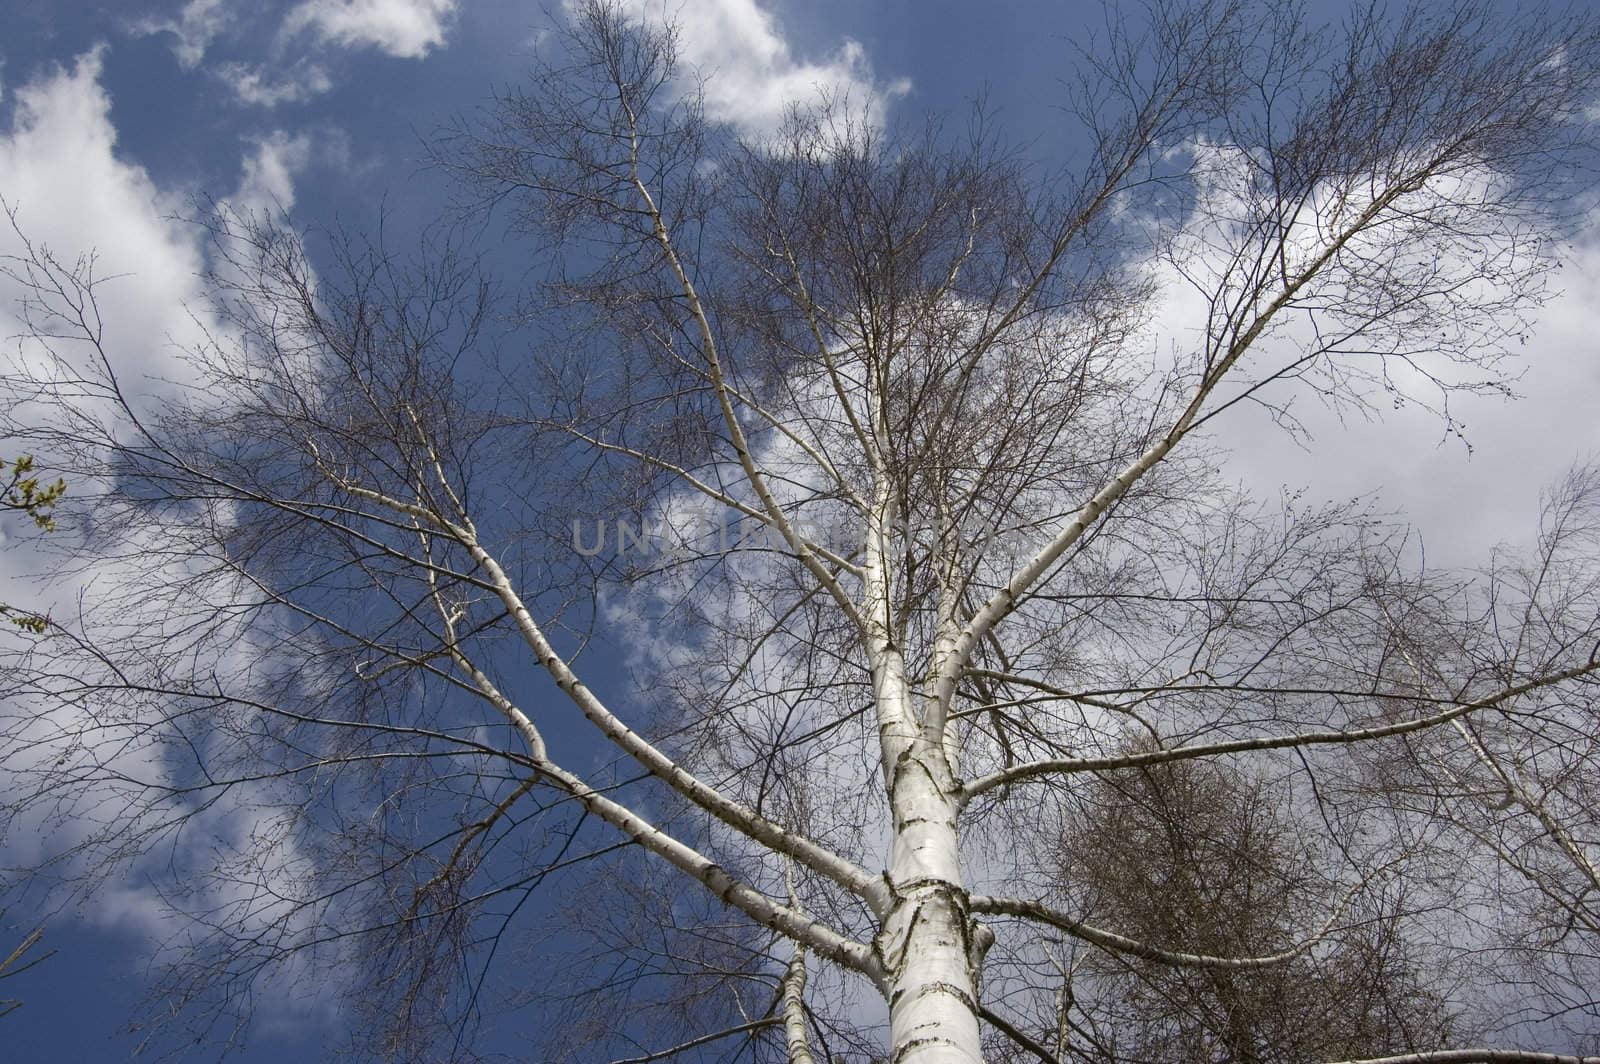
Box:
[215,58,334,107]
[1131,146,1600,565]
[283,0,459,59]
[611,0,911,139]
[0,49,316,452]
[235,130,314,210]
[131,0,234,69]
[133,0,457,106]
[0,48,208,413]
[1220,228,1600,566]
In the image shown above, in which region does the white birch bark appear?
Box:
[879,737,983,1064]
[782,942,817,1064]
[858,433,986,1060]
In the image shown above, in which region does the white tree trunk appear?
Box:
[782,942,817,1064]
[880,736,984,1064]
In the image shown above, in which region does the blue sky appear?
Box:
[2,0,1599,1060]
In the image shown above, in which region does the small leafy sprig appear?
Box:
[2,454,65,531]
[2,454,64,632]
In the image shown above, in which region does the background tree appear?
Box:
[2,2,1600,1062]
[1031,750,1456,1063]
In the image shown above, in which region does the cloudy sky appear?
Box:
[0,0,1596,1059]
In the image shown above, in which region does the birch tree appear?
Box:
[3,1,1600,1061]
